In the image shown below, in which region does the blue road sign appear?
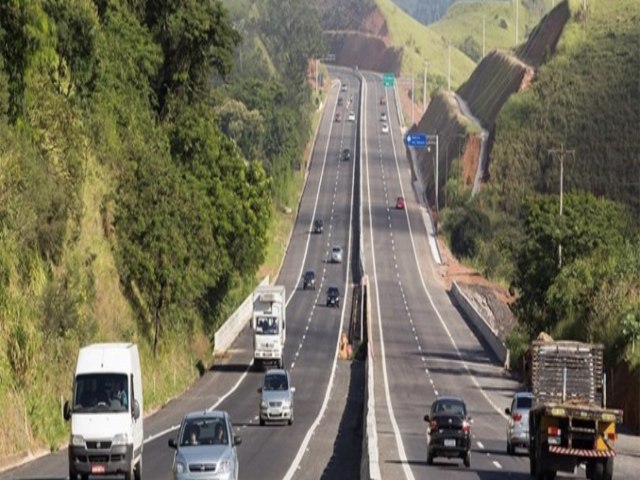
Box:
[404,133,428,148]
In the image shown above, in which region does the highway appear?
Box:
[0,71,362,480]
[4,66,638,480]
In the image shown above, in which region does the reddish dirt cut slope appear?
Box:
[325,31,402,75]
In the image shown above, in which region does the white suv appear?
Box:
[330,245,343,263]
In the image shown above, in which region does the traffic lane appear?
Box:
[365,164,505,480]
[365,81,520,479]
[0,330,258,480]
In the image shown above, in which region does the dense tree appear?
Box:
[511,191,632,337]
[144,0,240,114]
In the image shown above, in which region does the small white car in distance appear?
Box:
[330,245,343,263]
[347,111,356,122]
[381,123,389,134]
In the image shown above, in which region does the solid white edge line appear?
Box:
[281,72,358,480]
[364,74,416,480]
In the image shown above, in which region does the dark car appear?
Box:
[337,97,344,106]
[326,286,340,308]
[313,218,324,234]
[342,148,351,161]
[302,271,316,290]
[424,396,472,467]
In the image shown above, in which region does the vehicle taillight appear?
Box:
[462,420,471,433]
[429,420,438,431]
[607,432,617,441]
[513,413,522,422]
[547,426,561,437]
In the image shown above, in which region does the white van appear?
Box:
[64,343,143,480]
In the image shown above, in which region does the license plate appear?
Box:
[91,464,106,474]
[444,439,456,447]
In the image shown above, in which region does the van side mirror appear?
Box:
[168,438,177,449]
[63,400,71,421]
[468,417,474,424]
[423,414,430,422]
[505,407,511,415]
[132,400,140,420]
[233,435,242,446]
[257,387,262,393]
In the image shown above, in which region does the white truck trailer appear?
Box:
[252,285,286,370]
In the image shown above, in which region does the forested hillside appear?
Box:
[441,0,640,370]
[0,0,320,457]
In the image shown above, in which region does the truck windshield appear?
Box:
[255,316,279,335]
[73,373,129,413]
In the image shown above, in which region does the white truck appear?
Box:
[252,285,286,370]
[64,343,143,480]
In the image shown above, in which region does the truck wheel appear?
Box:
[124,461,135,480]
[463,451,471,468]
[69,470,76,480]
[134,457,142,480]
[603,457,614,480]
[507,440,514,455]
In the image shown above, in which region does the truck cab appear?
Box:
[252,286,286,370]
[64,343,143,480]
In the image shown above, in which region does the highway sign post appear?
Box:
[382,73,395,88]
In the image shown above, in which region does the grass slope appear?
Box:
[375,0,476,89]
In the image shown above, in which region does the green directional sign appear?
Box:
[382,73,395,88]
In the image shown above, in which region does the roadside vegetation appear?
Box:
[0,0,322,458]
[440,0,640,369]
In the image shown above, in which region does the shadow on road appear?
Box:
[319,360,365,480]
[209,363,252,373]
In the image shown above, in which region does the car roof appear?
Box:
[183,410,226,421]
[332,245,342,249]
[433,395,466,404]
[265,368,287,377]
[328,286,339,291]
[513,391,534,398]
[304,270,315,276]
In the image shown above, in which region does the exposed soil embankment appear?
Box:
[324,32,402,75]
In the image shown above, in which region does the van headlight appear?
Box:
[174,461,186,473]
[112,433,129,445]
[71,435,85,447]
[218,460,231,473]
[261,400,268,408]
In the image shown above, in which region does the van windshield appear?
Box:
[73,373,129,413]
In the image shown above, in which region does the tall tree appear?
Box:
[144,0,240,114]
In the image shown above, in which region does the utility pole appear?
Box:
[411,75,415,125]
[548,144,575,268]
[448,42,451,91]
[482,15,486,58]
[515,0,519,47]
[423,61,428,113]
[315,58,319,100]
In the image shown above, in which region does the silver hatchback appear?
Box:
[258,369,295,425]
[330,245,343,263]
[168,410,241,480]
[505,391,533,454]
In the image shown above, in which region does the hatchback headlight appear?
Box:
[71,435,85,447]
[112,433,128,445]
[261,400,268,408]
[174,461,186,474]
[218,460,231,473]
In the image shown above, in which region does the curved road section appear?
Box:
[0,71,361,480]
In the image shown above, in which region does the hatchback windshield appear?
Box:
[180,417,228,446]
[73,373,129,413]
[328,287,339,296]
[433,399,467,416]
[264,373,288,391]
[516,396,533,409]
